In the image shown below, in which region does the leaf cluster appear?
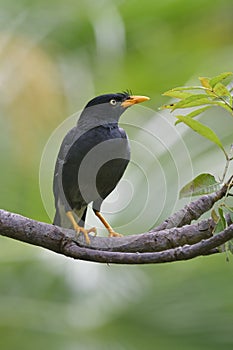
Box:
[162,72,233,156]
[161,72,233,254]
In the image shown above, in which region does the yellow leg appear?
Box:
[95,211,123,238]
[66,211,96,244]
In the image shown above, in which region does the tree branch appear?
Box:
[62,226,232,264]
[0,176,232,264]
[0,209,213,252]
[0,209,232,264]
[78,219,215,252]
[154,177,232,231]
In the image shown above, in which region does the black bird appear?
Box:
[53,92,150,243]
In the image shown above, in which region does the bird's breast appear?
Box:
[76,125,130,176]
[66,124,130,164]
[62,124,130,208]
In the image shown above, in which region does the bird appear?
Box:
[53,92,150,244]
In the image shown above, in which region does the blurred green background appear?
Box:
[1,0,233,349]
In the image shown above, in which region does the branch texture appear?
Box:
[1,209,232,264]
[1,176,232,264]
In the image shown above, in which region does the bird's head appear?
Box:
[78,92,150,127]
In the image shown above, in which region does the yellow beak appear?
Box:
[121,95,150,108]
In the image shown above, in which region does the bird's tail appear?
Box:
[53,208,63,226]
[53,206,73,229]
[53,199,87,229]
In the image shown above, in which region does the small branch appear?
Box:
[62,226,233,264]
[221,153,232,182]
[76,219,214,252]
[154,176,233,231]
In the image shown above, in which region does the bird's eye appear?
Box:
[110,99,117,105]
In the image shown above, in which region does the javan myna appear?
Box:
[53,92,150,243]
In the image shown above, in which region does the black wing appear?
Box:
[53,126,85,226]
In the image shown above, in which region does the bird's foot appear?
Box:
[73,223,97,245]
[94,211,123,238]
[108,229,123,238]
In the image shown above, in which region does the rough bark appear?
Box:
[0,209,232,265]
[0,176,232,264]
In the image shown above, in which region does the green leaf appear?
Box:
[199,77,211,89]
[213,207,226,234]
[226,206,233,216]
[212,207,227,252]
[174,106,211,125]
[198,78,216,97]
[214,101,233,114]
[164,86,205,92]
[187,106,212,117]
[228,206,233,214]
[162,89,193,99]
[179,173,222,198]
[214,208,227,252]
[209,72,233,88]
[222,205,233,224]
[213,82,231,96]
[213,82,232,105]
[175,115,225,152]
[171,94,216,110]
[211,209,219,223]
[218,207,226,224]
[228,240,233,255]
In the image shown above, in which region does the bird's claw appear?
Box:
[74,224,97,245]
[87,227,97,236]
[108,230,123,238]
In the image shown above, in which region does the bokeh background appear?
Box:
[1,0,233,349]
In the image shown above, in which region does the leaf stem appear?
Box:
[203,87,233,113]
[221,150,233,183]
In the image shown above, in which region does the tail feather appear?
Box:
[53,198,87,229]
[53,209,62,226]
